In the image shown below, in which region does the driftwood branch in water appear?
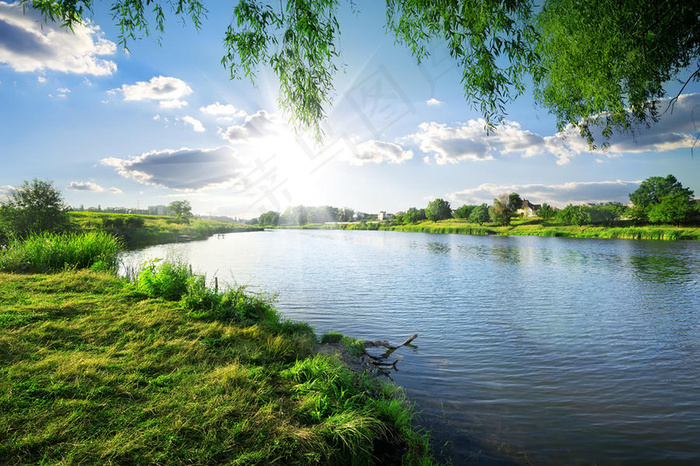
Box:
[364,333,418,350]
[362,334,418,373]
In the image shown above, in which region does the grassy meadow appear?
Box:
[0,234,434,465]
[68,211,261,249]
[310,218,700,241]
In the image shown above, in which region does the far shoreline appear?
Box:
[269,218,700,241]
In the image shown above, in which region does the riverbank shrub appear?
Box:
[0,231,123,273]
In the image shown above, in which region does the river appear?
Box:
[120,229,700,464]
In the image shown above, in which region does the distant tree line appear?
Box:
[255,205,358,227]
[397,175,698,227]
[251,175,698,229]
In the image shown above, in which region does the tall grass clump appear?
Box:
[132,260,315,338]
[0,231,122,273]
[321,331,366,357]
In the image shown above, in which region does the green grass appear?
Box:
[68,211,262,248]
[382,219,700,241]
[0,231,123,273]
[321,332,367,358]
[0,266,434,465]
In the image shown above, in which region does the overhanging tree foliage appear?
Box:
[26,0,700,143]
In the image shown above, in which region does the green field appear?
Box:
[386,219,700,240]
[305,218,700,241]
[68,211,261,248]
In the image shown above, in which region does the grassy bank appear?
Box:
[387,219,700,240]
[0,255,433,464]
[296,218,700,241]
[69,212,261,249]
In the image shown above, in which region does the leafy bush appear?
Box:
[135,260,191,301]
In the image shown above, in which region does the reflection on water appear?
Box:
[120,231,700,465]
[425,241,451,255]
[629,253,695,282]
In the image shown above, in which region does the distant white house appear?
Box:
[517,199,541,217]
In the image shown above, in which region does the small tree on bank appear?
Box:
[454,205,476,220]
[468,204,490,225]
[490,193,522,226]
[537,203,556,221]
[629,175,694,225]
[259,210,281,226]
[426,199,453,222]
[0,179,69,241]
[168,201,193,223]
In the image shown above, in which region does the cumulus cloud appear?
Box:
[178,115,205,133]
[67,181,122,193]
[200,102,246,119]
[447,180,642,207]
[220,110,279,142]
[408,94,700,165]
[348,140,414,165]
[113,76,193,108]
[426,98,443,106]
[0,2,116,75]
[407,120,495,163]
[102,147,246,191]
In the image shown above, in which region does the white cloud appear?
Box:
[102,147,247,191]
[178,115,205,133]
[0,2,116,75]
[37,76,46,83]
[348,140,414,165]
[200,102,246,119]
[426,98,442,106]
[408,94,700,165]
[159,99,188,109]
[447,180,642,207]
[49,86,70,98]
[114,76,193,108]
[220,110,279,142]
[545,93,700,164]
[407,120,495,164]
[67,181,122,193]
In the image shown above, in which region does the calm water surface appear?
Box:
[120,230,700,464]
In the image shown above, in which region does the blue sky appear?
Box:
[1,1,699,218]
